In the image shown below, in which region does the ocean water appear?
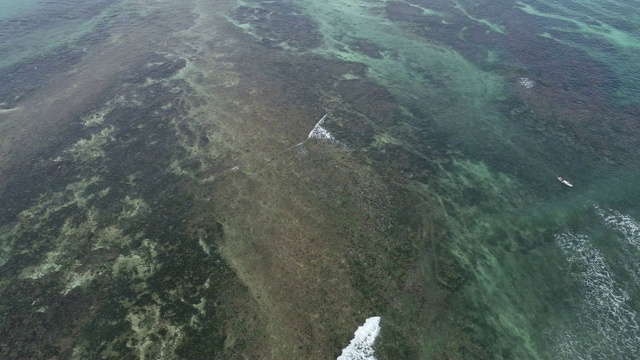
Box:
[1,0,639,358]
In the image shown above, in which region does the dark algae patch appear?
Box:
[0,2,262,358]
[0,49,256,358]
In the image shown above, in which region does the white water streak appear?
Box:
[594,205,640,286]
[337,316,381,360]
[555,231,640,358]
[595,205,640,249]
[518,77,535,89]
[308,113,335,141]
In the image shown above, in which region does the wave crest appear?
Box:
[337,316,381,360]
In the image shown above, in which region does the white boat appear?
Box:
[558,176,573,187]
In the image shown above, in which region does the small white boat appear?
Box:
[558,176,573,187]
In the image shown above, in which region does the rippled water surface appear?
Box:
[1,0,639,358]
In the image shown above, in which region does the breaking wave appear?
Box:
[518,77,535,89]
[594,205,640,286]
[554,228,640,359]
[595,205,640,249]
[337,316,381,360]
[308,113,336,141]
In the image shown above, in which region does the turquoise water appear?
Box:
[0,0,40,20]
[1,0,639,358]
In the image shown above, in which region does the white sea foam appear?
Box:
[594,205,640,249]
[594,205,640,286]
[308,113,336,141]
[518,77,535,89]
[554,231,640,358]
[337,316,381,360]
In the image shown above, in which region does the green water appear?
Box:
[0,0,40,19]
[1,0,639,358]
